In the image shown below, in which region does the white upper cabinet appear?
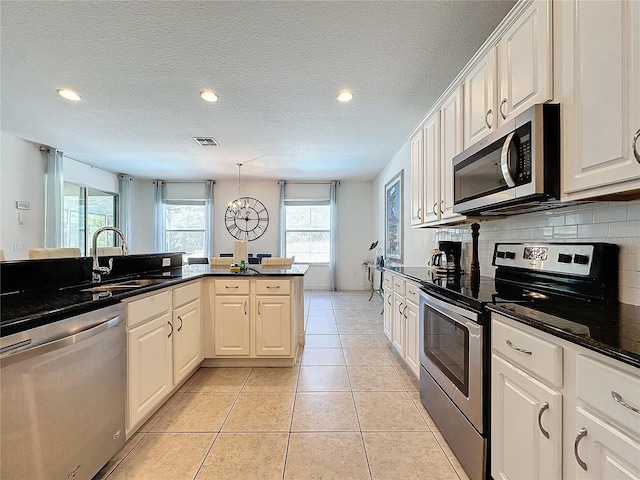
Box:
[440,86,465,222]
[464,48,496,148]
[558,0,640,200]
[497,0,553,125]
[423,113,441,224]
[410,130,424,226]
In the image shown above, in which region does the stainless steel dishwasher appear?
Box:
[1,303,126,480]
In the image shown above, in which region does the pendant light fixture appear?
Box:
[225,163,270,241]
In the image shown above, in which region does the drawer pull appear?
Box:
[537,402,550,439]
[574,428,588,471]
[244,300,247,316]
[611,391,640,414]
[506,339,532,355]
[225,285,239,289]
[258,301,261,315]
[266,285,280,289]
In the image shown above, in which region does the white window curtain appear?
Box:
[329,180,339,291]
[204,180,215,258]
[43,147,64,247]
[278,180,286,257]
[118,174,133,250]
[153,181,165,252]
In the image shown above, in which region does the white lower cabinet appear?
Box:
[404,299,420,377]
[383,288,392,338]
[492,354,562,480]
[392,292,405,356]
[492,313,640,480]
[127,310,173,432]
[256,295,291,356]
[173,299,201,384]
[214,295,250,355]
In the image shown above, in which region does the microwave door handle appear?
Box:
[500,131,517,188]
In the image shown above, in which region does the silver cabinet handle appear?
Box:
[611,391,640,414]
[633,129,640,163]
[244,300,247,315]
[225,285,239,289]
[432,203,438,216]
[258,301,261,315]
[177,315,183,332]
[440,200,445,214]
[167,321,173,338]
[574,428,588,471]
[537,402,550,439]
[500,98,508,119]
[485,109,492,129]
[506,339,532,355]
[500,131,517,187]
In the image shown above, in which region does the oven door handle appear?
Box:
[420,291,479,323]
[500,131,517,188]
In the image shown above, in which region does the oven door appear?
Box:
[419,289,484,434]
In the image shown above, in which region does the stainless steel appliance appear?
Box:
[418,241,618,480]
[1,303,126,480]
[452,103,560,216]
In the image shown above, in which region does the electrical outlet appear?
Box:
[13,242,25,252]
[162,258,170,267]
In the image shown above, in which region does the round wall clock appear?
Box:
[224,196,269,241]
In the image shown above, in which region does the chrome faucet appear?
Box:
[92,226,129,282]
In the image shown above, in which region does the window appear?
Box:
[63,182,118,255]
[164,201,206,258]
[285,202,331,263]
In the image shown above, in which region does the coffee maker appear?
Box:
[438,241,462,275]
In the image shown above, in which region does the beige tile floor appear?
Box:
[98,290,470,480]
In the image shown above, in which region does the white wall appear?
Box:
[0,132,45,260]
[372,141,438,267]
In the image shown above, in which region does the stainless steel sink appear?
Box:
[82,278,168,292]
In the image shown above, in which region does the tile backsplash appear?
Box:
[436,200,640,306]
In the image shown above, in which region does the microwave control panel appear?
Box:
[494,243,594,276]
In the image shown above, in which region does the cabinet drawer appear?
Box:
[173,281,200,308]
[405,283,420,305]
[127,291,172,328]
[383,274,393,290]
[492,318,563,387]
[393,277,405,296]
[576,355,640,437]
[214,279,250,295]
[255,279,290,295]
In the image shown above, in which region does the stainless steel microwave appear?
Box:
[452,103,560,216]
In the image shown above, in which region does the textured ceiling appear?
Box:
[1,1,515,181]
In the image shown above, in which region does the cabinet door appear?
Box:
[410,130,425,225]
[256,296,291,356]
[173,299,201,385]
[423,113,441,224]
[492,354,562,480]
[214,295,250,356]
[404,300,420,378]
[439,85,465,223]
[464,48,496,148]
[392,292,405,356]
[383,288,392,340]
[574,407,640,480]
[560,0,640,199]
[127,312,173,431]
[497,0,552,125]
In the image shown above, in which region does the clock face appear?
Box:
[225,196,269,241]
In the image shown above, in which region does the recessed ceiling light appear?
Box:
[200,90,218,102]
[337,90,354,102]
[57,88,81,101]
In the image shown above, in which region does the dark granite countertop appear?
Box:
[0,264,309,338]
[382,265,640,370]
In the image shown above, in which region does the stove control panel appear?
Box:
[493,243,595,276]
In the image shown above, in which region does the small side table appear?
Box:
[366,264,384,312]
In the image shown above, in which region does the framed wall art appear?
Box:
[384,170,403,264]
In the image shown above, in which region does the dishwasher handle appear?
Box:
[0,314,125,362]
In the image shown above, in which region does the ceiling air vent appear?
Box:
[193,137,219,146]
